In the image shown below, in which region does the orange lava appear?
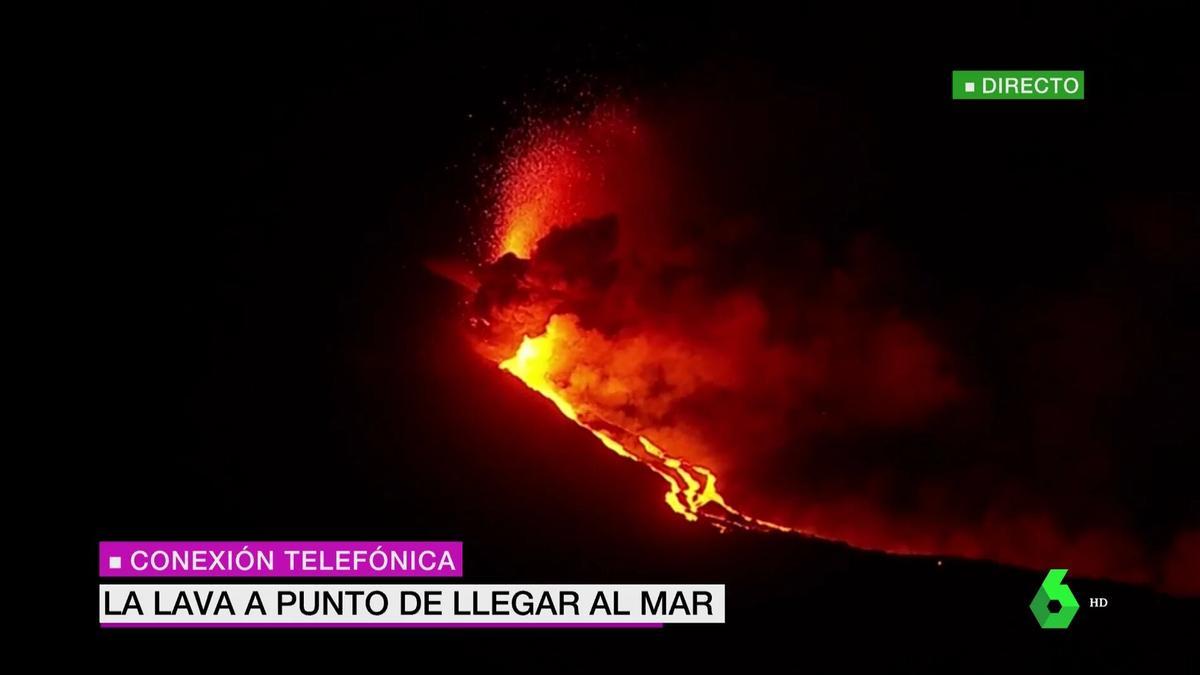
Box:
[499,314,797,533]
[490,104,638,259]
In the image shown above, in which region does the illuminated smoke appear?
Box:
[461,97,1198,595]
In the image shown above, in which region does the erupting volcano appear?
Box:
[472,105,811,532]
[454,97,1198,595]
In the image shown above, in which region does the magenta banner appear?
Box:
[99,541,463,577]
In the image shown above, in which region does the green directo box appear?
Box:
[952,70,1085,100]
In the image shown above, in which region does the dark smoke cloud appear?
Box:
[469,78,1199,594]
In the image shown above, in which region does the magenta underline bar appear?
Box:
[100,623,664,629]
[99,541,463,578]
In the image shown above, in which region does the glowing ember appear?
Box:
[493,134,586,259]
[489,104,638,260]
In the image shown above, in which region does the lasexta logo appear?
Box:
[1030,568,1080,629]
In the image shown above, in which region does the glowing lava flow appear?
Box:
[498,317,797,533]
[483,104,806,534]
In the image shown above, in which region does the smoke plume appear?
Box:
[465,88,1198,595]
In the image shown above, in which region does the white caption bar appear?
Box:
[100,584,725,625]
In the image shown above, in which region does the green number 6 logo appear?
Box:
[1030,568,1080,629]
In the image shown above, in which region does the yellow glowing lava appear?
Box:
[499,207,552,260]
[498,319,798,533]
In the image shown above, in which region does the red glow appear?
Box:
[492,105,639,259]
[464,98,1197,595]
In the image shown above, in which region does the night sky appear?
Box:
[81,2,1196,669]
